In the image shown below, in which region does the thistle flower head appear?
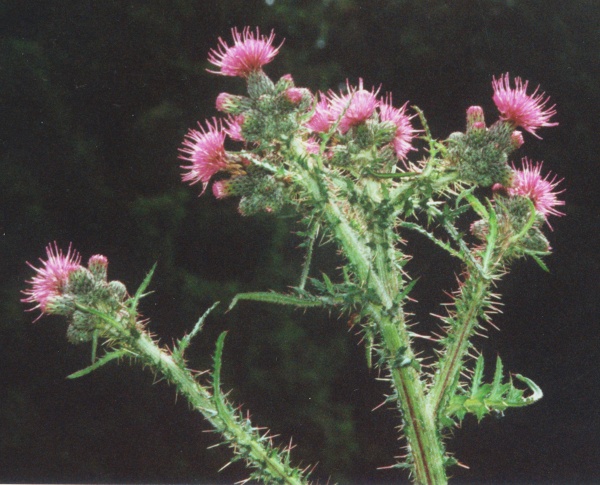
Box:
[223,115,245,142]
[22,243,82,317]
[208,27,282,78]
[179,118,229,191]
[509,158,564,221]
[378,94,415,160]
[305,93,334,133]
[492,73,558,138]
[328,79,379,134]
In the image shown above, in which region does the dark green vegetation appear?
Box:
[2,1,599,482]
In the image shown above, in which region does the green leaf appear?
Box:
[67,349,129,379]
[366,169,419,179]
[480,200,498,276]
[509,198,538,244]
[527,252,550,272]
[321,272,335,295]
[489,355,505,401]
[127,263,157,313]
[514,374,544,404]
[471,354,485,396]
[228,291,330,311]
[397,278,418,303]
[443,355,544,425]
[174,302,219,360]
[464,193,489,219]
[213,331,227,394]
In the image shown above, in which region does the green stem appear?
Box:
[87,310,308,485]
[133,331,306,484]
[291,140,447,483]
[322,199,447,484]
[426,275,490,420]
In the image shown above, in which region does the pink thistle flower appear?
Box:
[305,93,334,133]
[378,94,416,160]
[223,115,245,142]
[509,158,564,222]
[22,242,82,318]
[208,27,283,78]
[179,118,229,191]
[329,79,379,134]
[492,73,558,138]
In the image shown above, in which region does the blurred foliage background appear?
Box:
[1,0,599,483]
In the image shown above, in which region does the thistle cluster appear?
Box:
[23,26,567,485]
[180,27,562,234]
[22,244,128,343]
[179,27,418,216]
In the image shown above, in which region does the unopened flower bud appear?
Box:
[492,183,508,196]
[67,267,96,296]
[284,88,314,112]
[66,310,96,344]
[88,254,108,281]
[107,280,128,302]
[276,74,295,91]
[212,180,232,199]
[466,106,485,132]
[247,71,276,99]
[470,219,488,241]
[510,130,524,149]
[216,93,247,114]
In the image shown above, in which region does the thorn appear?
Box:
[218,460,234,472]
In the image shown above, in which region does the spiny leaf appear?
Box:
[464,192,489,219]
[227,291,330,311]
[174,302,219,360]
[514,374,544,404]
[213,331,227,396]
[127,263,157,313]
[399,221,463,260]
[298,222,319,290]
[481,200,498,275]
[527,251,550,272]
[397,278,419,303]
[489,355,505,401]
[321,272,335,295]
[67,349,129,379]
[471,354,485,396]
[366,169,419,179]
[510,198,538,244]
[444,355,544,425]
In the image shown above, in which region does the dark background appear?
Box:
[1,1,599,483]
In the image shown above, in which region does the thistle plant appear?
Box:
[23,27,564,484]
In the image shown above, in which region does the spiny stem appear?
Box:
[426,275,490,420]
[79,305,309,485]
